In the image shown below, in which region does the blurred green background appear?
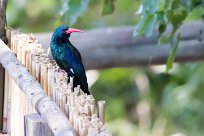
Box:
[7,0,204,135]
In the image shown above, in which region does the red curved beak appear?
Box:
[65,28,83,34]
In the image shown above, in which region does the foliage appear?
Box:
[102,0,116,15]
[134,0,204,71]
[92,68,139,120]
[7,0,60,32]
[59,0,204,71]
[91,63,204,136]
[166,34,180,72]
[148,64,204,136]
[60,0,90,25]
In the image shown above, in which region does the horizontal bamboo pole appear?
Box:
[0,39,76,136]
[35,21,204,69]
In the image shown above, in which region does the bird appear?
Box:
[50,25,90,95]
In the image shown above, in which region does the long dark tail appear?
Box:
[67,72,90,95]
[73,76,90,95]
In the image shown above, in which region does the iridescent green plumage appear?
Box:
[50,26,90,94]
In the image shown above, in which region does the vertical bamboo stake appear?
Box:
[35,62,41,82]
[13,39,18,53]
[59,91,62,109]
[10,78,16,136]
[28,51,34,113]
[22,45,30,115]
[17,36,25,136]
[40,64,44,88]
[21,46,27,65]
[90,99,95,115]
[23,43,33,116]
[97,101,105,124]
[31,59,36,78]
[62,94,67,113]
[42,64,48,94]
[11,36,19,136]
[47,67,54,97]
[2,68,8,133]
[28,51,33,72]
[7,78,11,133]
[17,43,22,61]
[19,87,25,136]
[25,49,30,69]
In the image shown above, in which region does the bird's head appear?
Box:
[51,25,83,44]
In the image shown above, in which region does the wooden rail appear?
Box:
[35,21,204,69]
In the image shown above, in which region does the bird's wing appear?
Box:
[62,47,89,91]
[69,45,82,61]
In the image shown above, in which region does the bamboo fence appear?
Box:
[0,30,111,136]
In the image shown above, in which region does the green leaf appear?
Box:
[134,0,161,38]
[158,23,166,34]
[157,11,167,23]
[166,34,180,72]
[171,0,180,9]
[60,0,90,25]
[135,0,203,70]
[167,6,187,28]
[158,34,169,46]
[142,0,159,13]
[134,13,157,37]
[102,0,116,15]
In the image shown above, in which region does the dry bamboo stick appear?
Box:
[12,39,18,53]
[7,70,11,134]
[41,63,48,94]
[11,34,18,136]
[2,70,8,133]
[35,62,41,82]
[97,100,105,125]
[7,89,11,133]
[56,88,60,106]
[31,59,37,78]
[16,35,28,136]
[6,28,12,48]
[25,49,30,69]
[10,78,16,136]
[47,66,54,97]
[62,94,67,113]
[17,43,22,61]
[19,88,25,136]
[28,51,33,72]
[59,91,63,108]
[21,46,27,65]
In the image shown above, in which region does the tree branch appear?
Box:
[34,21,204,70]
[0,0,7,43]
[0,0,8,131]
